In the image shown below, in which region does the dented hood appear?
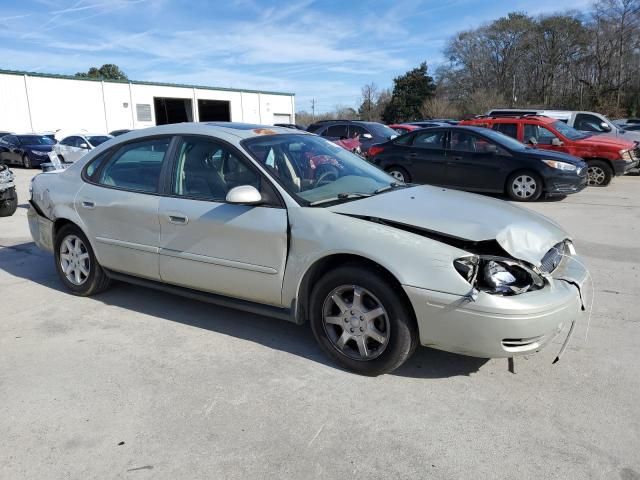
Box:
[328,185,568,266]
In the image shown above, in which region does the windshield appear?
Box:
[88,136,111,146]
[366,123,398,140]
[552,121,588,140]
[478,128,529,150]
[243,134,397,205]
[18,135,55,146]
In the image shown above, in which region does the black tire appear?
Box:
[586,160,613,186]
[310,265,418,376]
[54,224,111,296]
[506,170,543,202]
[0,189,17,217]
[22,155,32,169]
[385,165,411,183]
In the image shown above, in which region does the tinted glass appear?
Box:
[88,136,111,146]
[323,124,349,138]
[494,123,518,139]
[349,125,370,138]
[575,114,608,132]
[244,134,394,205]
[524,124,557,145]
[413,131,445,149]
[450,131,504,154]
[476,128,527,151]
[98,138,170,193]
[173,137,259,201]
[17,135,54,146]
[86,150,111,178]
[365,123,398,140]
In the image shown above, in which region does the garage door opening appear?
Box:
[198,99,231,122]
[154,97,193,125]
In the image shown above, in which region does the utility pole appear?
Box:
[311,99,316,121]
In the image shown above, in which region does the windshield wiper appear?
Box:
[374,182,407,194]
[309,192,373,206]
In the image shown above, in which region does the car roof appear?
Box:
[467,115,556,124]
[105,122,311,143]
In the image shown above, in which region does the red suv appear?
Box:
[460,115,639,186]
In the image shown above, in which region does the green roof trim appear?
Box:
[0,68,295,97]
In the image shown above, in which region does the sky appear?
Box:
[0,0,593,113]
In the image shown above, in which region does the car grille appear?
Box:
[540,242,566,273]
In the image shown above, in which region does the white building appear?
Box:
[0,69,296,134]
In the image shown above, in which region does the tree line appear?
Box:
[298,0,640,124]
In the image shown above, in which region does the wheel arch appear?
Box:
[504,168,546,194]
[294,253,416,326]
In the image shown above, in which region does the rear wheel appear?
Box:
[506,171,542,201]
[586,160,613,186]
[54,224,111,296]
[385,166,411,183]
[310,265,418,376]
[22,155,32,169]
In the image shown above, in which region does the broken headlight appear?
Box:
[454,256,545,295]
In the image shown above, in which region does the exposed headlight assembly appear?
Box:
[454,256,545,296]
[0,168,13,184]
[542,159,577,171]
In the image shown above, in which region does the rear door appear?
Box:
[444,130,507,192]
[76,136,172,280]
[406,129,448,185]
[158,135,288,306]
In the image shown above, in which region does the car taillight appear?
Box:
[368,145,384,157]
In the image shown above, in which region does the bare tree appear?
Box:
[420,96,459,119]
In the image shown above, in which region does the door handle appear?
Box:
[81,200,95,209]
[168,214,188,225]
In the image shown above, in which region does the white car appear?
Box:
[54,134,113,163]
[28,122,588,375]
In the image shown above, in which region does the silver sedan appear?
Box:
[28,122,588,375]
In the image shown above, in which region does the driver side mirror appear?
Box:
[551,137,564,146]
[362,133,373,139]
[225,185,262,205]
[601,122,611,131]
[528,137,538,145]
[79,143,89,149]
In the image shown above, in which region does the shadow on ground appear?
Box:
[0,241,488,379]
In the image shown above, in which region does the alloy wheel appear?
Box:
[59,235,91,286]
[511,175,538,199]
[322,285,390,361]
[587,166,606,186]
[388,170,405,182]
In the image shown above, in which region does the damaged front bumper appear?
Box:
[404,253,589,358]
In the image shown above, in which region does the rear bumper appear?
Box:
[27,204,54,253]
[404,254,589,358]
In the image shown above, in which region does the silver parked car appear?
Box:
[28,123,588,375]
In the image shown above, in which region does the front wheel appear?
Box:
[506,171,542,201]
[310,265,418,376]
[54,224,111,296]
[586,160,613,186]
[22,155,32,169]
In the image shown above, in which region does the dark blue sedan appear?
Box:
[0,134,55,168]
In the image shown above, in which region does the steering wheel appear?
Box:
[314,166,339,187]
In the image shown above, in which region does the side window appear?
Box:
[575,114,607,132]
[393,134,414,146]
[494,123,518,139]
[173,137,259,201]
[349,125,370,138]
[323,124,349,139]
[450,132,504,154]
[85,150,111,178]
[413,131,445,149]
[61,137,75,146]
[524,124,556,145]
[98,138,170,193]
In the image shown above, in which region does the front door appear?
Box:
[75,137,172,280]
[523,123,566,154]
[445,130,506,192]
[158,136,288,306]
